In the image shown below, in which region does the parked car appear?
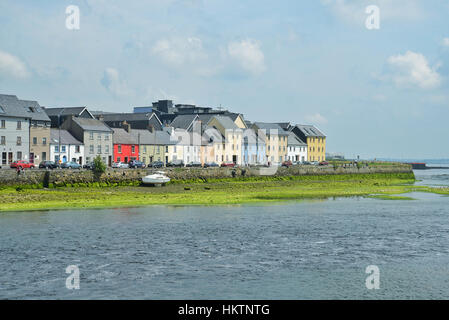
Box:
[149,161,164,168]
[10,160,35,169]
[128,160,146,169]
[186,161,202,168]
[112,162,129,169]
[39,161,59,169]
[204,162,219,168]
[319,161,329,166]
[60,161,81,169]
[281,160,293,167]
[167,160,184,167]
[302,161,311,165]
[220,162,235,168]
[83,162,95,170]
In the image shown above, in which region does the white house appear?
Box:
[287,132,307,163]
[50,129,84,164]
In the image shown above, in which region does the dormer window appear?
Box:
[0,106,5,113]
[28,107,35,112]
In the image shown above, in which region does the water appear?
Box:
[0,169,448,299]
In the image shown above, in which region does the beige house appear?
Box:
[251,122,288,165]
[207,116,242,165]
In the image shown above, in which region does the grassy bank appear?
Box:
[3,172,446,212]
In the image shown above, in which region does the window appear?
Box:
[105,134,109,141]
[156,146,160,154]
[61,146,66,153]
[117,157,121,162]
[174,146,177,152]
[17,151,22,160]
[75,145,80,153]
[42,137,47,145]
[97,133,101,140]
[16,136,21,146]
[0,136,5,145]
[33,137,37,145]
[42,152,46,161]
[1,120,5,128]
[118,145,122,153]
[55,145,59,152]
[132,145,135,153]
[17,121,21,130]
[89,132,94,140]
[89,145,94,154]
[165,146,168,153]
[97,145,101,154]
[86,157,90,163]
[105,145,109,154]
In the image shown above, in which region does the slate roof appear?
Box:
[0,94,32,119]
[0,94,50,121]
[252,122,289,135]
[50,129,83,145]
[100,112,160,123]
[294,124,326,137]
[169,114,199,130]
[130,129,176,145]
[71,117,113,132]
[210,115,239,130]
[112,128,138,144]
[19,100,51,122]
[287,132,307,146]
[44,107,89,117]
[276,122,291,131]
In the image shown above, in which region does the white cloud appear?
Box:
[0,50,29,79]
[304,113,328,125]
[101,68,133,98]
[152,37,207,66]
[441,37,449,47]
[322,0,424,25]
[227,39,266,76]
[386,51,441,89]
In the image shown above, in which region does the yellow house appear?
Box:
[206,116,242,165]
[130,129,174,165]
[291,124,326,162]
[251,122,288,165]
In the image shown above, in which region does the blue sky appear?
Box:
[1,0,449,159]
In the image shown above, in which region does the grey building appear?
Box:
[0,94,31,165]
[44,107,95,128]
[96,112,163,131]
[61,116,113,166]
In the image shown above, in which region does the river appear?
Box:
[0,168,448,299]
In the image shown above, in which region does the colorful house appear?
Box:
[112,127,139,164]
[290,124,326,162]
[251,122,288,165]
[287,132,307,163]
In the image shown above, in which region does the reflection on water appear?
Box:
[0,166,448,299]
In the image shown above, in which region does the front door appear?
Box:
[8,152,13,164]
[232,155,237,164]
[1,152,6,165]
[30,153,34,163]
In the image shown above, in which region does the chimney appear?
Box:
[122,121,131,132]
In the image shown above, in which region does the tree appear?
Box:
[93,155,106,175]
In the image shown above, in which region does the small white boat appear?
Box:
[142,171,171,186]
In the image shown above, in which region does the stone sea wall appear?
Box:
[0,164,413,187]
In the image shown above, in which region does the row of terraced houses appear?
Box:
[0,94,326,167]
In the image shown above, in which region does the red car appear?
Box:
[319,161,329,166]
[220,162,235,168]
[281,160,293,167]
[10,160,35,169]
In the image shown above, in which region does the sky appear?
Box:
[0,0,449,159]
